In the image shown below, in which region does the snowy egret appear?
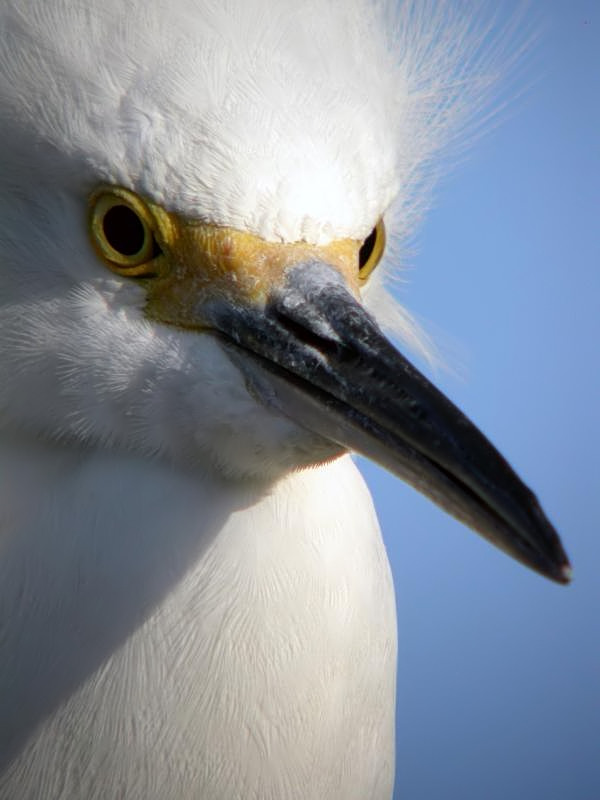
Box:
[0,1,570,798]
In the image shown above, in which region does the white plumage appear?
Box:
[0,2,569,798]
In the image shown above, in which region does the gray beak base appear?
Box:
[210,262,571,584]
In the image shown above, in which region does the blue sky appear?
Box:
[358,2,599,798]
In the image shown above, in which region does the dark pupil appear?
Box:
[103,204,146,256]
[359,227,377,269]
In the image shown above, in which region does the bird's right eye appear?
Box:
[358,219,385,283]
[89,187,162,276]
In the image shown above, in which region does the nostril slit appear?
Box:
[271,309,364,367]
[272,309,340,357]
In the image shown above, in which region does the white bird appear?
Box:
[0,1,570,798]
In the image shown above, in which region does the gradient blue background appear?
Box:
[358,3,599,798]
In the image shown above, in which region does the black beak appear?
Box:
[210,262,571,584]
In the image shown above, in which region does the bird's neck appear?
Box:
[0,437,396,797]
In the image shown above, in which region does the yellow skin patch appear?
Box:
[146,222,362,329]
[89,186,368,331]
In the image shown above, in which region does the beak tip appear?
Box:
[557,561,573,585]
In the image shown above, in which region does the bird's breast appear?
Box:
[0,444,396,799]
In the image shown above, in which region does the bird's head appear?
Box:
[0,0,570,582]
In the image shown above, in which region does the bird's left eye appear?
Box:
[89,187,162,276]
[358,219,385,283]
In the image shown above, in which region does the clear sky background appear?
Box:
[358,2,599,798]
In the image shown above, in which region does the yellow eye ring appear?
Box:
[358,219,386,283]
[89,187,162,276]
